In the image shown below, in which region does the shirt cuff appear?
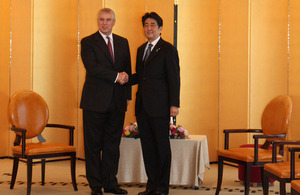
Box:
[114,73,119,83]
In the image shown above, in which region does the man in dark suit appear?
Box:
[131,12,180,195]
[80,8,131,195]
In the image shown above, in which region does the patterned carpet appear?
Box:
[0,158,283,194]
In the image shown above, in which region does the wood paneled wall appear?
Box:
[289,0,300,141]
[177,0,220,162]
[0,0,10,156]
[1,0,300,162]
[249,0,288,131]
[218,0,249,152]
[0,0,174,159]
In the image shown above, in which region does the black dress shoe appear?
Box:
[91,188,103,195]
[151,191,168,195]
[138,189,153,195]
[104,186,128,194]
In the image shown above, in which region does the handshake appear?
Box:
[117,72,129,85]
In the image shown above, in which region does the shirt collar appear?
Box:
[99,30,113,43]
[147,36,160,49]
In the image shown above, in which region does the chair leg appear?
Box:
[10,157,19,189]
[27,158,33,195]
[71,153,78,191]
[244,163,250,195]
[280,181,286,195]
[41,159,45,185]
[215,156,223,195]
[262,168,269,195]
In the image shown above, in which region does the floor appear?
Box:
[0,158,285,194]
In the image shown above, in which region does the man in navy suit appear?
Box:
[80,8,131,195]
[131,12,180,195]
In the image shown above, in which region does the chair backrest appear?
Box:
[8,90,49,139]
[261,95,292,136]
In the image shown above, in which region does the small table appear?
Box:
[117,135,210,188]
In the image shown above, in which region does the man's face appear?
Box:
[143,18,162,42]
[97,12,115,36]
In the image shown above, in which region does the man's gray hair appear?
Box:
[98,8,115,20]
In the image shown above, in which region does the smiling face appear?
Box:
[97,12,115,36]
[143,18,162,42]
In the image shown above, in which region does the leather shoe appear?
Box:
[91,188,103,195]
[152,191,168,195]
[138,189,154,195]
[104,186,128,194]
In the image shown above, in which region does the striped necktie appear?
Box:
[106,36,114,62]
[143,43,153,62]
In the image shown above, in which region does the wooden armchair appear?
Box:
[215,95,292,195]
[8,90,78,195]
[263,142,300,195]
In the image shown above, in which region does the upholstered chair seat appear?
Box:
[218,148,284,162]
[12,143,76,156]
[292,180,300,195]
[264,162,300,179]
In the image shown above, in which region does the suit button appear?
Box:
[142,77,146,81]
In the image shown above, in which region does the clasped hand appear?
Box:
[170,106,179,117]
[117,72,129,85]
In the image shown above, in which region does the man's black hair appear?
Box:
[142,12,163,27]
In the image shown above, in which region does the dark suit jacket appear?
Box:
[131,38,180,117]
[80,31,131,112]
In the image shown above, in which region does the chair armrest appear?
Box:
[289,147,300,152]
[11,126,26,133]
[46,123,74,130]
[269,139,298,163]
[11,126,26,158]
[288,147,300,179]
[224,129,263,133]
[223,129,263,150]
[252,134,286,164]
[46,124,75,146]
[253,134,286,139]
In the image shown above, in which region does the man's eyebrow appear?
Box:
[145,22,156,25]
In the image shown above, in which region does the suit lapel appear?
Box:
[94,32,114,65]
[113,34,120,67]
[138,43,147,66]
[136,43,146,73]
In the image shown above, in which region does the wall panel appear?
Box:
[289,0,300,140]
[9,0,33,155]
[250,0,288,130]
[178,0,219,161]
[32,0,78,146]
[219,0,249,152]
[10,0,33,93]
[0,0,11,156]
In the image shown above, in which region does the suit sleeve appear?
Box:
[81,38,118,83]
[124,39,132,100]
[129,47,142,86]
[166,46,180,107]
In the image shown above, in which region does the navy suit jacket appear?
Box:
[80,31,131,112]
[131,38,180,117]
